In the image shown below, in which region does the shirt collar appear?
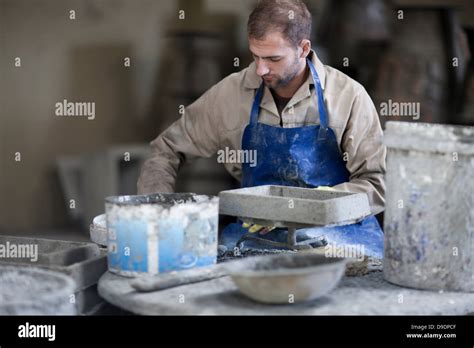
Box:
[243,50,326,91]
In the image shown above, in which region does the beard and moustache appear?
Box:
[262,54,303,90]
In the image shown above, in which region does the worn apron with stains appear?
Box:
[220,58,384,258]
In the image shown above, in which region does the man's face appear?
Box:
[248,32,303,90]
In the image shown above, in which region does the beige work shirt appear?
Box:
[138,51,387,215]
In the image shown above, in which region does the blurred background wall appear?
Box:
[1,0,474,238]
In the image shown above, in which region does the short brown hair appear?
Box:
[248,0,312,47]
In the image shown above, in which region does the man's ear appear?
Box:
[300,39,311,58]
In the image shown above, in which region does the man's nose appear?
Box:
[256,61,270,77]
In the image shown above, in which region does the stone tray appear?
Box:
[0,235,107,314]
[219,185,371,227]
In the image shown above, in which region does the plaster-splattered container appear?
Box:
[105,193,219,277]
[383,121,474,292]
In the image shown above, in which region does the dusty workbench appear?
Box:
[98,267,474,315]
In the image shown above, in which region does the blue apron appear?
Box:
[220,58,384,258]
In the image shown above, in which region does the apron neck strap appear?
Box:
[307,58,328,130]
[250,84,264,124]
[249,57,328,129]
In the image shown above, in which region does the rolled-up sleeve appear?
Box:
[332,87,387,215]
[137,85,221,195]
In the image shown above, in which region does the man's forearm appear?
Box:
[137,137,181,195]
[137,83,221,195]
[334,88,387,215]
[332,176,385,216]
[137,158,176,195]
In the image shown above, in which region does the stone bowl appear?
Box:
[0,265,76,315]
[223,252,347,304]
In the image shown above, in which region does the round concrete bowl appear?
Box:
[0,265,77,315]
[224,253,347,304]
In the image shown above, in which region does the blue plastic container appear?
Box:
[105,193,219,277]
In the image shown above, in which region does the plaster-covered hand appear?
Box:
[242,223,276,236]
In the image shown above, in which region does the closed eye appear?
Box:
[251,53,282,62]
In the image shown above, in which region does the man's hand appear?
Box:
[242,223,276,236]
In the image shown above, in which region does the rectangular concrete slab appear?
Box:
[219,186,371,227]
